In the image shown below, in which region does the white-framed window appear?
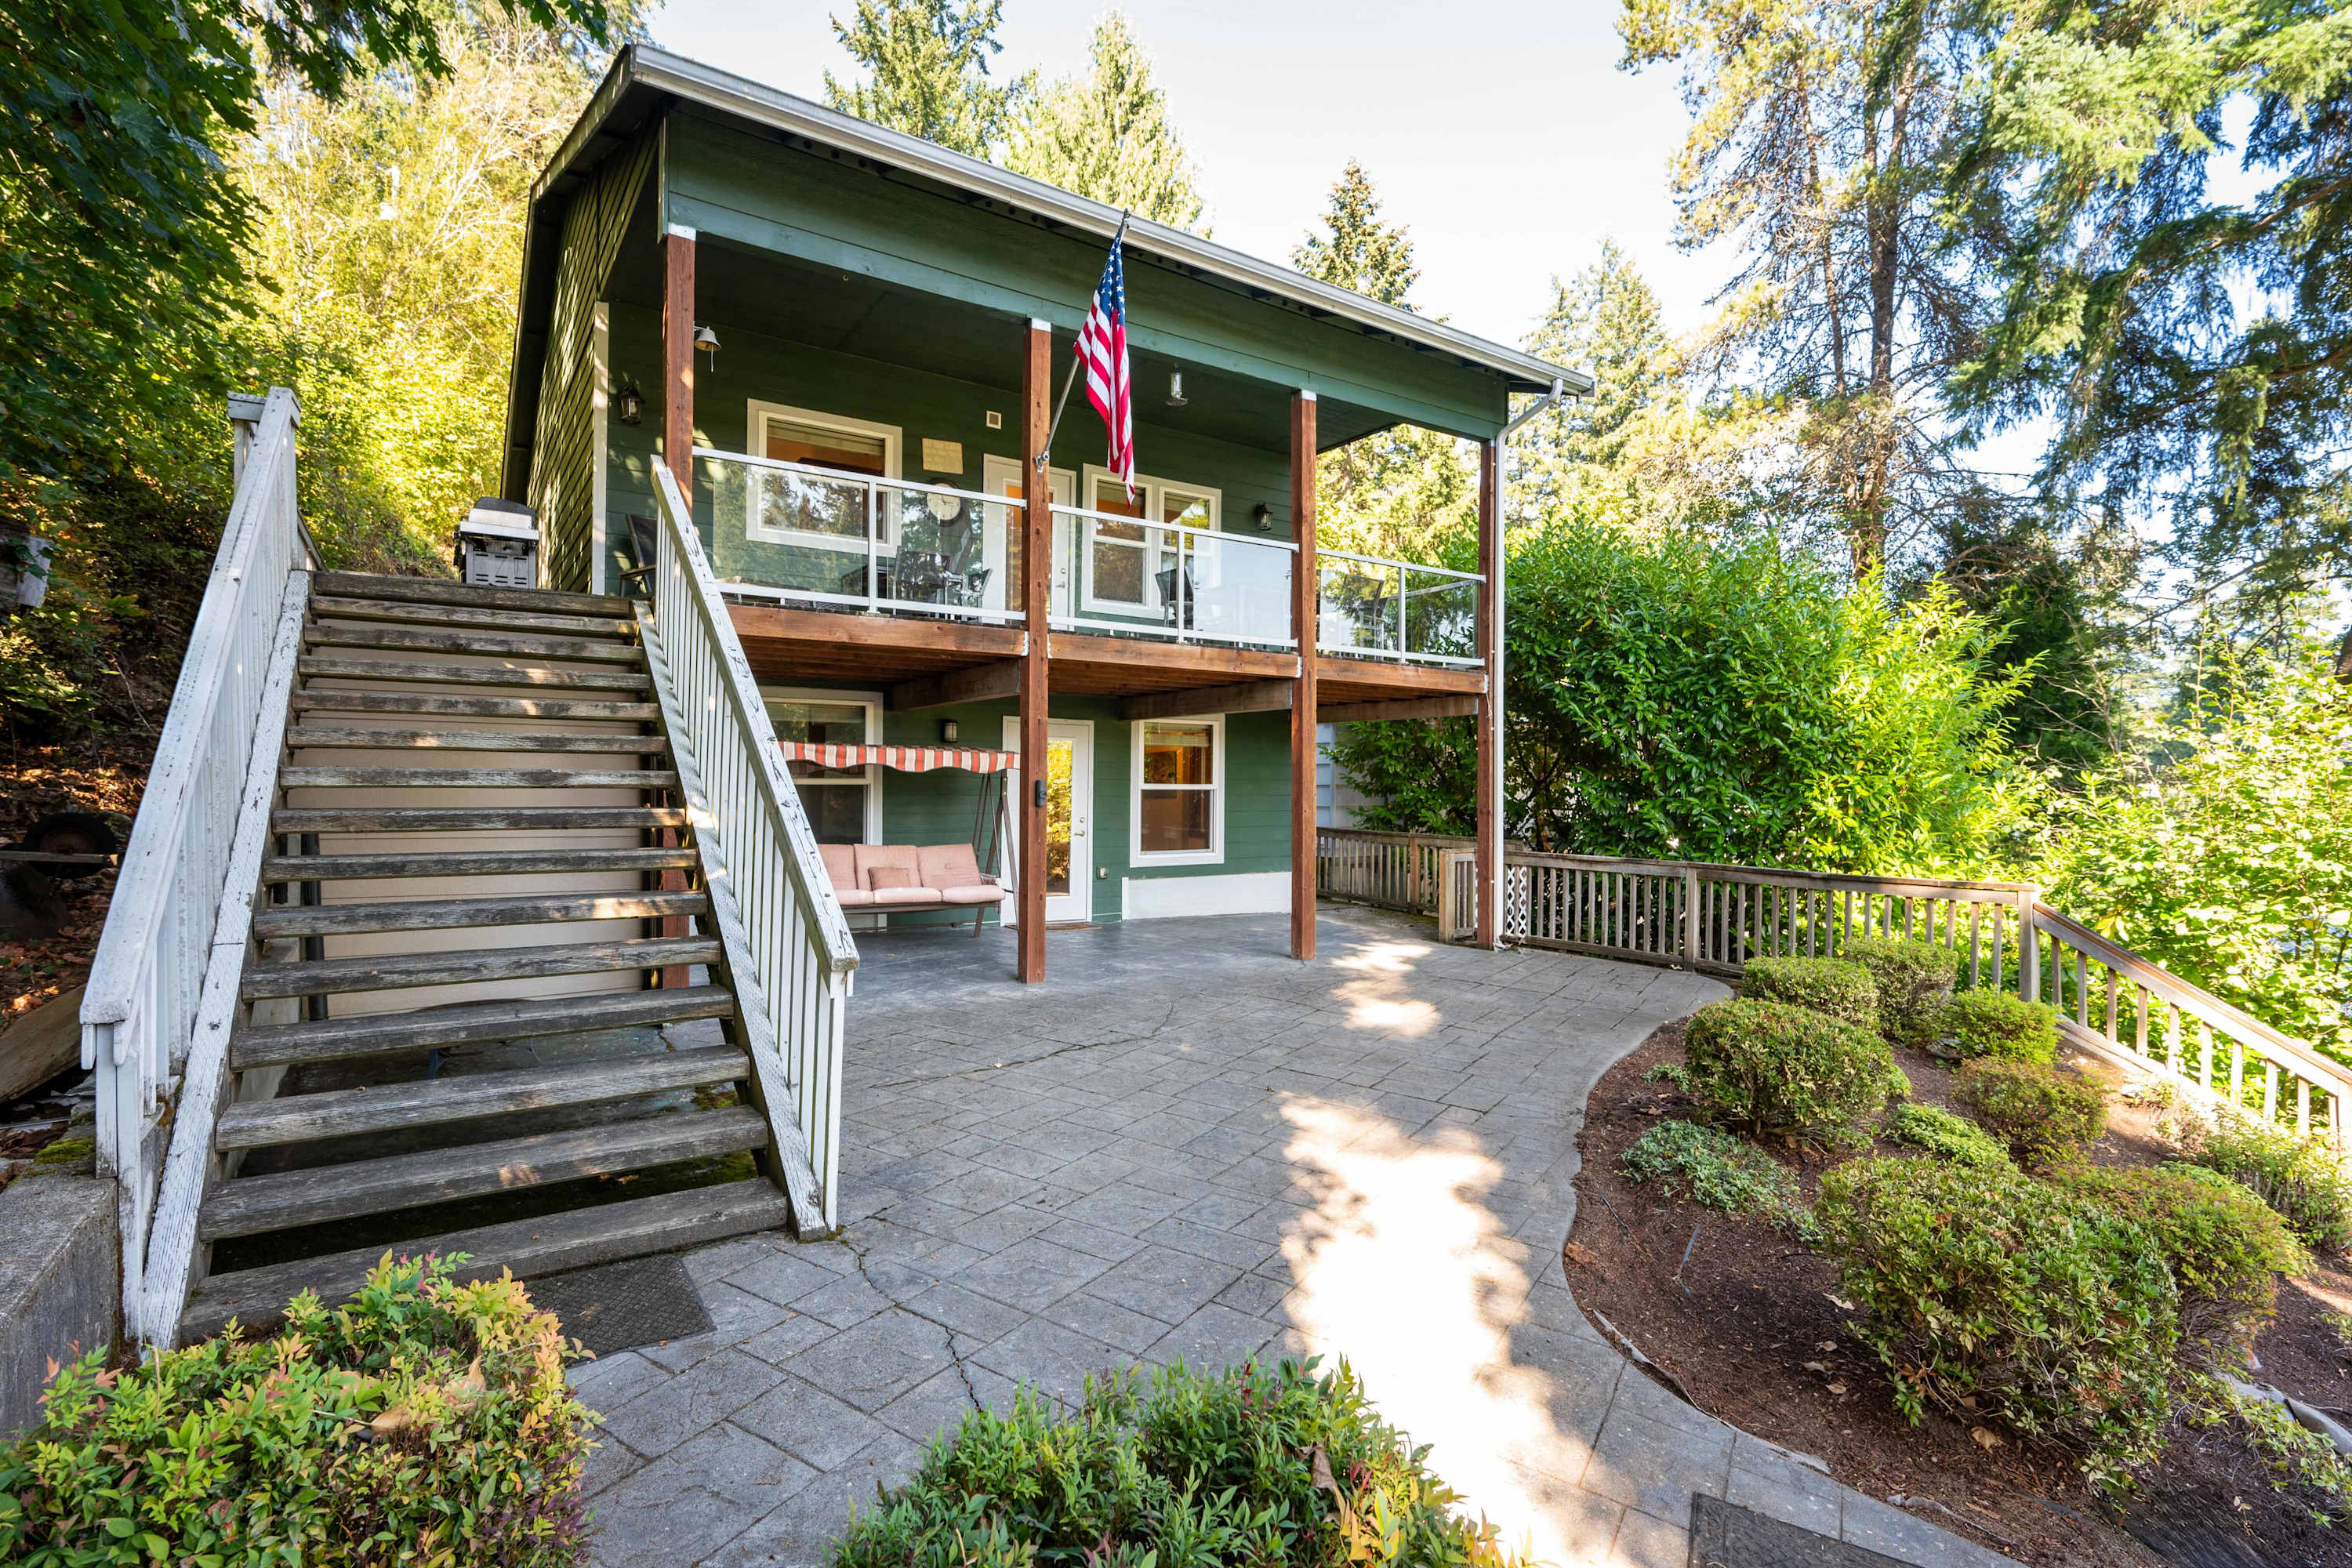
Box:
[1130,714,1223,866]
[1080,467,1220,615]
[743,401,902,551]
[761,685,883,845]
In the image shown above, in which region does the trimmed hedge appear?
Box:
[1880,1102,2012,1169]
[1840,936,1960,1045]
[2187,1112,2352,1254]
[1939,990,2058,1065]
[1816,1157,2178,1480]
[2056,1162,2308,1355]
[1955,1058,2107,1169]
[0,1255,591,1566]
[1682,997,1909,1149]
[1739,956,1879,1032]
[832,1358,1513,1568]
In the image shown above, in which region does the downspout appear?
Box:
[1490,377,1569,945]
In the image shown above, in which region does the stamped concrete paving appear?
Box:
[572,905,2017,1568]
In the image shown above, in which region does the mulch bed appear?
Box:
[1563,1017,2352,1568]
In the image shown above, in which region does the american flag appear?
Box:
[1076,229,1134,495]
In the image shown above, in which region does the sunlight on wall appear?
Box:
[1327,940,1443,1036]
[1277,1095,1600,1565]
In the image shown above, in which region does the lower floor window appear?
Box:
[1135,717,1220,861]
[766,695,875,844]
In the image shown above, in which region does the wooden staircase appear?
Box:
[176,571,797,1342]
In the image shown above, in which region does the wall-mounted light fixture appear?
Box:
[940,718,960,744]
[1251,503,1273,533]
[1166,370,1187,408]
[693,325,720,374]
[615,382,644,426]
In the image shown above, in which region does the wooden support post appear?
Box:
[1018,321,1052,983]
[657,225,698,988]
[1474,439,1501,949]
[1289,390,1318,961]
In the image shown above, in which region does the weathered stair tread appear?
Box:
[291,690,661,721]
[297,656,652,691]
[252,888,708,938]
[313,572,631,619]
[280,766,678,790]
[260,846,695,882]
[232,985,737,1069]
[195,1106,769,1240]
[269,804,686,833]
[310,594,635,640]
[178,1178,793,1343]
[241,935,719,998]
[214,1044,750,1150]
[304,623,647,663]
[282,728,669,754]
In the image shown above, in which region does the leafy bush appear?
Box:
[2055,1163,2307,1355]
[0,1254,591,1566]
[1682,996,1909,1149]
[2185,1374,2352,1527]
[1619,1120,1812,1233]
[1839,936,1960,1045]
[1815,1157,2178,1479]
[1880,1102,2012,1169]
[1955,1058,2107,1168]
[1939,989,2058,1065]
[2187,1112,2352,1254]
[1739,956,1879,1031]
[832,1357,1514,1568]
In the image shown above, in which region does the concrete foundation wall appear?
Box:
[0,1174,120,1441]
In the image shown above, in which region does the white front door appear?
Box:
[981,454,1074,619]
[1001,717,1093,924]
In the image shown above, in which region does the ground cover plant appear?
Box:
[1814,1156,2179,1483]
[1737,956,1878,1031]
[2186,1111,2352,1254]
[1955,1058,2107,1169]
[1878,1102,2011,1169]
[1937,990,2057,1065]
[2053,1163,2307,1358]
[1676,996,1908,1149]
[1838,937,1959,1047]
[1619,1119,1812,1234]
[830,1357,1514,1568]
[0,1254,592,1566]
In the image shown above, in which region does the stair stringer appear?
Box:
[633,604,833,1233]
[136,569,312,1348]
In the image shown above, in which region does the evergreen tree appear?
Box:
[1512,238,1680,521]
[1003,13,1205,230]
[823,0,1025,158]
[1291,163,1470,559]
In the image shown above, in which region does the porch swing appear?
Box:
[777,739,1020,934]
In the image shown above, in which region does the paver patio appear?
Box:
[571,904,2016,1568]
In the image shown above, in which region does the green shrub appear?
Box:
[2186,1373,2352,1526]
[1840,936,1961,1045]
[0,1254,591,1566]
[1682,997,1910,1149]
[1955,1058,2108,1168]
[1939,989,2058,1065]
[2055,1163,2308,1355]
[1620,1120,1813,1233]
[1739,956,1880,1031]
[2187,1112,2352,1254]
[832,1357,1514,1568]
[1815,1157,2177,1480]
[1880,1102,2012,1169]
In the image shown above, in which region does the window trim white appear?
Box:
[760,684,884,845]
[742,401,904,553]
[1079,466,1221,616]
[1129,713,1225,867]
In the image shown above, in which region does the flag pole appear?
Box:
[1038,211,1131,469]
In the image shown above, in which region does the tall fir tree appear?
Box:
[823,0,1025,158]
[1003,13,1204,230]
[1290,162,1472,559]
[1512,238,1680,521]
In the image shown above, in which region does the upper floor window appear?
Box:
[744,401,902,550]
[1082,470,1219,615]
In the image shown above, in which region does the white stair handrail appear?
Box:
[641,461,859,1229]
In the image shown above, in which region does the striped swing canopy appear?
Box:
[775,742,1020,774]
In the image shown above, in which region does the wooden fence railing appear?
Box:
[1316,831,2345,1150]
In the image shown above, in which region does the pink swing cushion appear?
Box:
[814,842,1004,909]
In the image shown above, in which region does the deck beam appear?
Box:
[1290,391,1318,963]
[889,657,1025,712]
[1121,679,1295,722]
[1018,321,1051,983]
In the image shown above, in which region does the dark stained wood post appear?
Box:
[1290,390,1318,962]
[657,223,699,987]
[1474,438,1501,950]
[1018,320,1053,982]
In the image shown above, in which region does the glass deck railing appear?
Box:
[699,447,1025,622]
[1047,502,1298,650]
[1316,552,1483,666]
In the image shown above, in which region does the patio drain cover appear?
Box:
[1688,1496,1907,1568]
[524,1254,711,1357]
